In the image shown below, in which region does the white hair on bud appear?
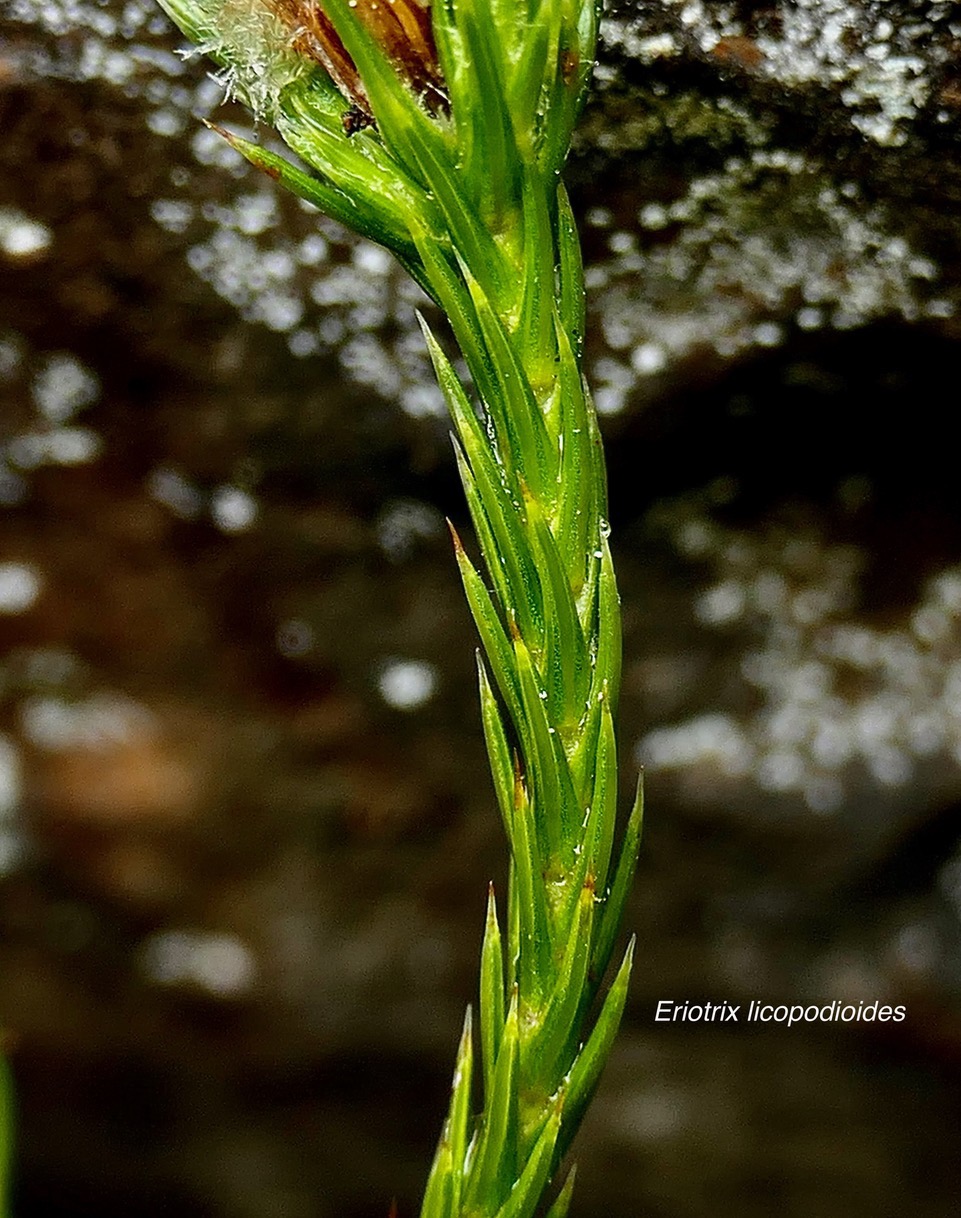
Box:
[186,0,311,118]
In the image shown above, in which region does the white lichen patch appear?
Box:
[0,562,43,614]
[638,499,961,815]
[376,499,444,562]
[145,467,261,532]
[585,150,951,412]
[211,483,258,532]
[31,352,100,423]
[602,0,955,148]
[5,0,178,83]
[1,338,104,498]
[146,465,205,518]
[377,658,438,711]
[0,206,53,259]
[752,0,943,148]
[0,734,27,877]
[139,927,257,995]
[20,692,156,750]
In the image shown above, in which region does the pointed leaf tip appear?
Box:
[544,1164,577,1218]
[446,518,465,555]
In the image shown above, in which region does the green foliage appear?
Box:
[1,1055,12,1218]
[154,0,643,1212]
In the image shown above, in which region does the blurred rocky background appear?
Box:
[2,1,961,1215]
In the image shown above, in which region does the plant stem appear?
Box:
[153,0,644,1212]
[0,1053,12,1218]
[415,119,642,1218]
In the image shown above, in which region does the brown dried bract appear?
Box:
[271,0,447,120]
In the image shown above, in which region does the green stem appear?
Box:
[151,0,643,1211]
[419,157,641,1218]
[0,1053,13,1218]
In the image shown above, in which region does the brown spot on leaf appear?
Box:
[560,47,579,86]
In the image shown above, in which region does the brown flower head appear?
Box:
[271,0,447,122]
